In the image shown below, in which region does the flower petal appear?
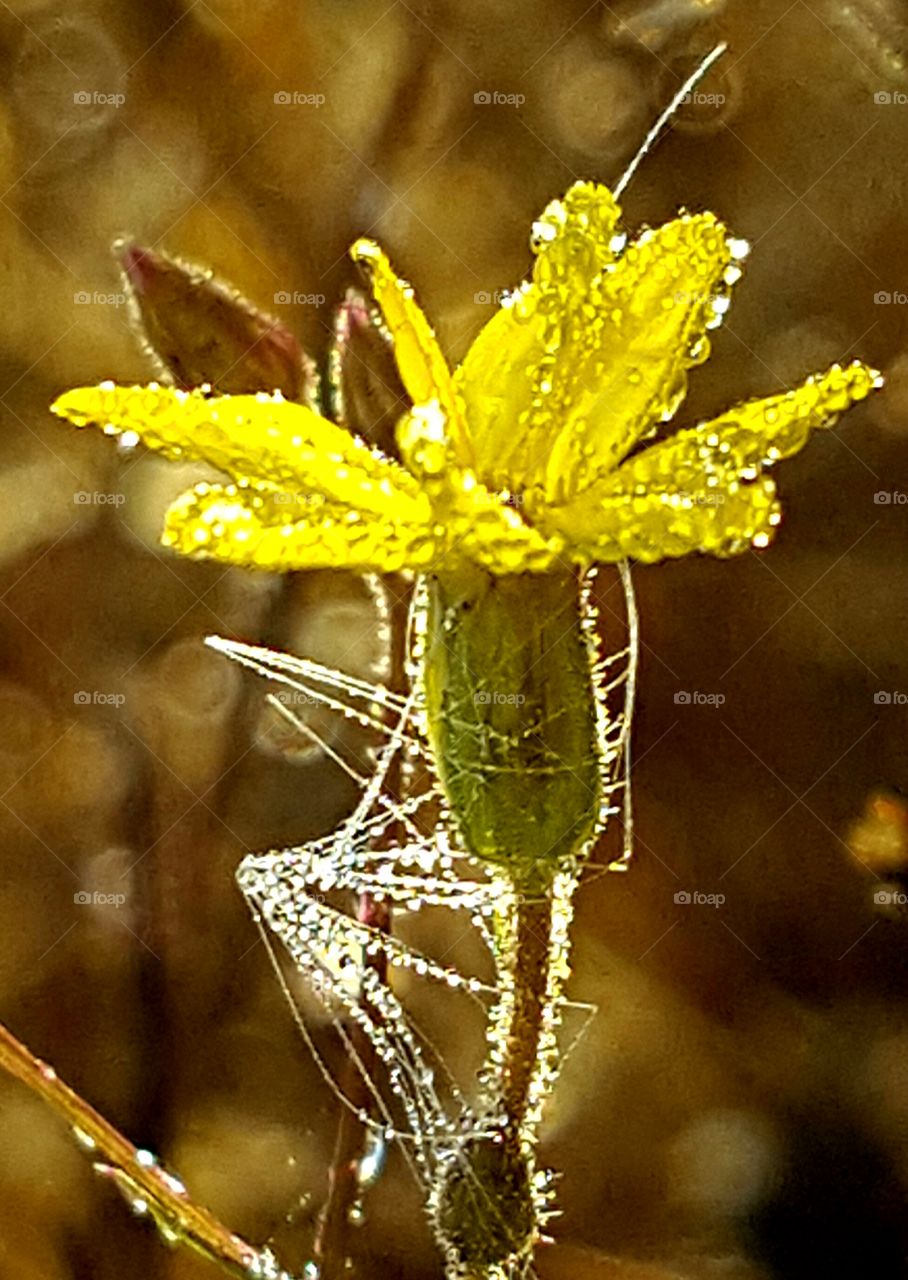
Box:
[539,211,741,505]
[52,383,425,519]
[455,181,622,491]
[162,481,440,572]
[536,360,880,563]
[451,285,541,490]
[349,239,473,467]
[397,403,564,574]
[455,489,565,575]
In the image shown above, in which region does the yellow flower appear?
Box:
[52,181,880,574]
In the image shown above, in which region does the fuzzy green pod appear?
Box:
[423,566,600,893]
[432,1134,535,1273]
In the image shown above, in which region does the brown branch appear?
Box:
[0,1019,286,1279]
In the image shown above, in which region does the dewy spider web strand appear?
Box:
[246,858,531,1263]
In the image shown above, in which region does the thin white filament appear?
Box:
[613,41,728,199]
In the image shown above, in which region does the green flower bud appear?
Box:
[423,565,600,893]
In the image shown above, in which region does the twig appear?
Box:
[0,1019,290,1279]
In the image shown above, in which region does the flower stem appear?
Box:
[502,894,554,1137]
[0,1019,277,1279]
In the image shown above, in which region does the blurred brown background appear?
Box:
[0,1,907,1277]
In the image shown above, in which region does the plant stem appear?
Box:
[0,1019,278,1279]
[501,895,554,1138]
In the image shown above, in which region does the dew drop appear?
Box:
[72,1125,97,1151]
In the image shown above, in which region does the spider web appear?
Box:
[205,563,637,1273]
